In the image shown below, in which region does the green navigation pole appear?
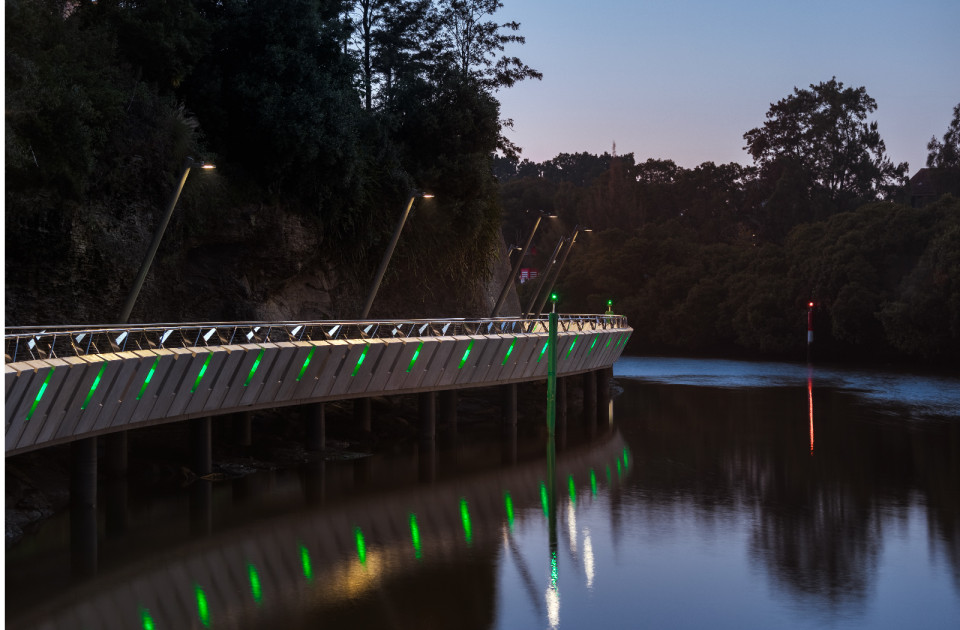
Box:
[546,292,558,437]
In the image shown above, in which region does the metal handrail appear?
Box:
[4,315,629,363]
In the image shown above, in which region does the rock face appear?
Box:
[6,201,518,327]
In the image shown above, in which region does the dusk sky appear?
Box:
[496,0,960,175]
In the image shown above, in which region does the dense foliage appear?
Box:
[5,0,538,324]
[497,93,960,364]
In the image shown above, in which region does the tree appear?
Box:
[744,78,908,227]
[926,103,960,168]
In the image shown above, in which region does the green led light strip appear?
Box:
[409,513,422,559]
[351,345,370,377]
[501,338,516,365]
[81,362,108,411]
[504,493,515,529]
[248,563,262,604]
[568,474,577,504]
[606,337,612,348]
[136,357,161,401]
[406,342,424,373]
[243,349,265,387]
[354,526,367,564]
[190,353,213,394]
[588,337,598,355]
[590,469,598,496]
[194,584,210,628]
[458,340,475,369]
[566,336,578,358]
[25,368,55,422]
[139,606,155,630]
[296,347,316,382]
[299,543,313,580]
[459,497,473,545]
[537,341,549,363]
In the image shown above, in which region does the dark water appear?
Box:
[6,358,959,629]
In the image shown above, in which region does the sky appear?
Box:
[495,0,960,175]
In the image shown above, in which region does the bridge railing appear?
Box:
[4,315,629,363]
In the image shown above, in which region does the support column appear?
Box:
[306,403,326,451]
[70,437,98,577]
[234,412,252,447]
[355,398,372,434]
[418,392,436,443]
[583,371,597,427]
[440,390,458,432]
[501,383,518,428]
[191,417,212,476]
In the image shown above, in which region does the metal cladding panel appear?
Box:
[454,335,493,386]
[147,348,195,420]
[414,339,456,390]
[467,336,510,385]
[306,341,350,399]
[328,341,370,397]
[519,336,550,379]
[487,335,519,381]
[561,332,590,372]
[178,346,230,416]
[384,338,427,391]
[580,334,604,370]
[8,360,61,452]
[346,342,388,395]
[92,351,145,432]
[166,350,216,419]
[256,343,300,406]
[130,349,179,424]
[240,344,283,407]
[435,337,473,388]
[200,347,246,413]
[276,342,320,401]
[501,335,539,381]
[72,356,127,436]
[218,344,264,409]
[363,339,404,393]
[399,339,442,390]
[36,357,92,446]
[594,331,618,366]
[5,365,19,399]
[110,351,163,429]
[5,361,44,432]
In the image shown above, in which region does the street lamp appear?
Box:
[360,191,434,319]
[118,157,215,324]
[532,225,592,317]
[491,210,557,318]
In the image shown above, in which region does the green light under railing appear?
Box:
[81,362,107,411]
[502,338,516,365]
[354,526,367,565]
[136,357,161,401]
[409,513,422,559]
[590,469,598,497]
[606,337,612,348]
[243,349,265,387]
[504,492,515,530]
[190,353,213,394]
[458,340,475,369]
[406,342,423,373]
[351,345,370,377]
[566,336,578,359]
[540,482,549,518]
[194,584,210,628]
[296,347,316,382]
[248,563,262,605]
[299,543,313,581]
[588,337,598,355]
[139,606,155,630]
[460,497,473,545]
[25,367,55,422]
[537,341,549,363]
[568,474,576,504]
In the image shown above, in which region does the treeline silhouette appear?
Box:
[497,91,960,364]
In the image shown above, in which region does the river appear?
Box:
[5,357,959,629]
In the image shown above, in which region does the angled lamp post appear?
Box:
[532,225,592,317]
[360,191,434,319]
[118,157,216,324]
[523,235,567,318]
[491,210,557,318]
